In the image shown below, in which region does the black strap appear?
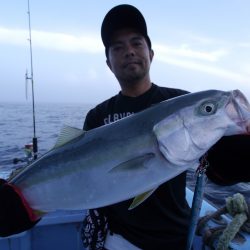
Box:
[81,209,108,250]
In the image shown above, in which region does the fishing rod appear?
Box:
[26,0,38,160]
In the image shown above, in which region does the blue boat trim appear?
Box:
[0,188,249,250]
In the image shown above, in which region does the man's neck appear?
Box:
[120,81,152,97]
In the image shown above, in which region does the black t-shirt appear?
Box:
[83,84,191,249]
[83,83,250,249]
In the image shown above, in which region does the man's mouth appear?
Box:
[124,61,140,67]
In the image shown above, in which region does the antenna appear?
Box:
[26,0,38,160]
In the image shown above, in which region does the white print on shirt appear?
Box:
[104,112,134,125]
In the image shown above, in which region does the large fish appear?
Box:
[8,89,250,212]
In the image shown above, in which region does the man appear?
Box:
[82,4,190,250]
[82,4,250,250]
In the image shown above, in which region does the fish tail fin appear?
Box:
[0,179,41,237]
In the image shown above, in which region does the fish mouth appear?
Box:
[229,90,250,134]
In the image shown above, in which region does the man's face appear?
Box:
[107,28,153,84]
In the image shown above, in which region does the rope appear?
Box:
[216,193,248,250]
[196,193,249,250]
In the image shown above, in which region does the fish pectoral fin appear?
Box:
[109,153,155,173]
[128,187,158,210]
[53,125,85,149]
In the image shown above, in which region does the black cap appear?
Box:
[101,4,151,49]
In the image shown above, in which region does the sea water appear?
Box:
[0,102,249,209]
[0,102,94,178]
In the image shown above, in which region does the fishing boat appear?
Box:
[0,187,249,250]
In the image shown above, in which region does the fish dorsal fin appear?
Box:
[53,125,85,149]
[128,187,158,210]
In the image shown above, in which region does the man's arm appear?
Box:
[83,107,103,131]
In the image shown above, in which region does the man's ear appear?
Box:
[149,49,154,62]
[106,59,112,71]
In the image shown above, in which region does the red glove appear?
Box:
[0,179,40,237]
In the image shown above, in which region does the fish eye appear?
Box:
[199,101,217,115]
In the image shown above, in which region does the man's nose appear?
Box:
[124,44,135,57]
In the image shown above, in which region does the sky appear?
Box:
[0,0,250,105]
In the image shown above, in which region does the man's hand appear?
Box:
[206,135,250,185]
[0,179,40,237]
